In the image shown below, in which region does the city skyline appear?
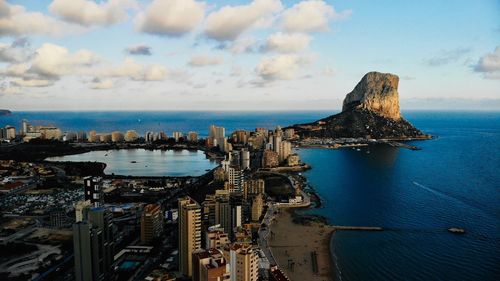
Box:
[0,0,499,111]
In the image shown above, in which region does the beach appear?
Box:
[268,209,334,281]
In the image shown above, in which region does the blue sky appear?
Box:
[0,0,498,110]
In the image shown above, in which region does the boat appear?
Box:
[448,227,465,234]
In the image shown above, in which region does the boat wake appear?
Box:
[412,181,498,220]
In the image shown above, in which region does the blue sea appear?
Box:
[1,111,499,280]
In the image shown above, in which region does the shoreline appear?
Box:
[268,208,335,281]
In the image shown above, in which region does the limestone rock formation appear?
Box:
[342,72,401,120]
[288,71,428,139]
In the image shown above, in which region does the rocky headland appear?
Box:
[289,72,430,140]
[0,109,11,116]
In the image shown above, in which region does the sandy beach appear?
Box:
[268,209,334,281]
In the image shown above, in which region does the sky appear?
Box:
[0,0,498,111]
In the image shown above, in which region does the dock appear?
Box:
[332,226,383,231]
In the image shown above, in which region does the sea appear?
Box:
[1,111,499,280]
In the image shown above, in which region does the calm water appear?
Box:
[2,110,500,280]
[299,111,500,281]
[46,149,217,177]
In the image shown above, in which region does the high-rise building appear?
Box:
[77,131,87,142]
[224,243,259,281]
[215,196,232,238]
[99,134,111,142]
[284,128,295,140]
[88,130,99,142]
[179,197,202,277]
[192,248,231,281]
[21,119,29,135]
[205,226,230,250]
[84,177,103,206]
[4,125,16,140]
[141,204,163,245]
[251,194,263,222]
[272,134,282,156]
[278,141,291,163]
[124,130,138,142]
[73,207,114,281]
[39,126,62,140]
[111,131,124,142]
[188,131,198,142]
[209,125,226,152]
[173,131,183,142]
[240,149,250,170]
[228,167,244,192]
[75,200,92,222]
[243,180,265,201]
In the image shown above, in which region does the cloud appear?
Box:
[0,0,84,36]
[91,78,114,89]
[11,78,54,87]
[473,46,500,78]
[126,44,152,56]
[424,47,471,66]
[281,0,351,33]
[49,0,137,27]
[255,54,313,81]
[11,37,30,48]
[1,63,31,77]
[135,0,205,37]
[216,38,258,54]
[30,43,100,78]
[188,54,224,67]
[98,58,168,81]
[262,32,311,53]
[0,40,32,63]
[0,84,21,95]
[205,0,283,41]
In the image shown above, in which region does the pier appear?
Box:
[332,226,383,231]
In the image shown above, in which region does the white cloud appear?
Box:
[98,58,168,81]
[91,78,114,89]
[11,78,54,87]
[0,42,32,63]
[1,63,31,77]
[188,54,224,67]
[135,0,205,37]
[30,43,100,78]
[256,54,313,80]
[205,0,282,41]
[0,0,84,36]
[262,32,311,53]
[218,38,258,54]
[281,0,351,33]
[49,0,137,27]
[474,46,500,76]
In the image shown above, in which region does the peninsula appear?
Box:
[289,72,430,140]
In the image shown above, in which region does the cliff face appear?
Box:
[342,72,400,120]
[289,71,427,139]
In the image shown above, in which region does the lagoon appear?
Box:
[46,149,217,177]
